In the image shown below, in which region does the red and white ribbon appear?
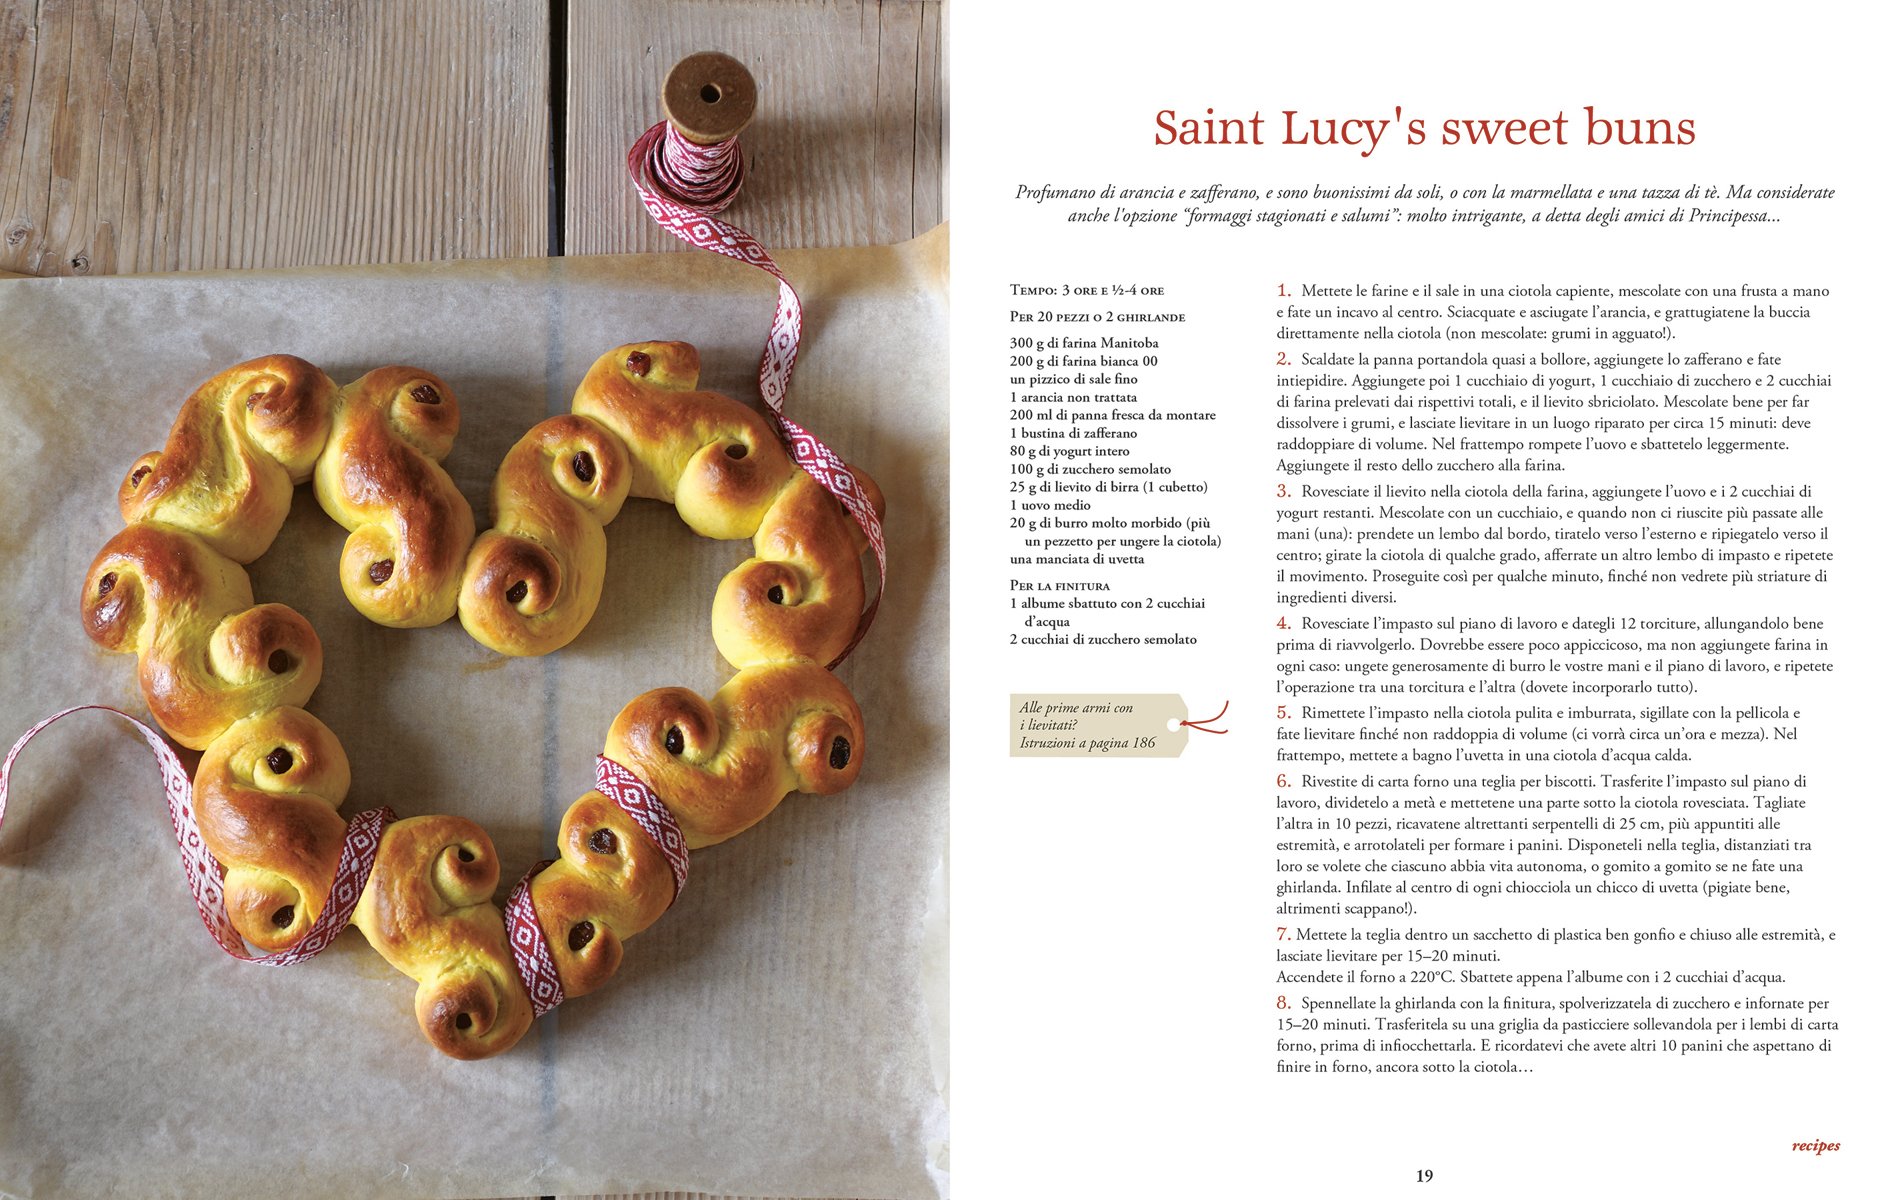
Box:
[1,705,388,966]
[503,754,690,1018]
[627,121,887,666]
[503,860,565,1018]
[594,754,689,897]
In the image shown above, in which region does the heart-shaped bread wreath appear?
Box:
[79,342,885,1059]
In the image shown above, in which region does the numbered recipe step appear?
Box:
[1005,280,1222,648]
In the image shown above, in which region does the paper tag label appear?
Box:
[1009,693,1193,757]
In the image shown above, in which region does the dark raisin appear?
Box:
[457,846,475,863]
[571,450,596,483]
[411,384,441,405]
[454,1012,472,1030]
[265,747,293,774]
[368,558,394,585]
[724,443,748,459]
[129,467,150,488]
[271,904,295,929]
[568,921,595,951]
[626,350,652,376]
[267,649,291,674]
[589,828,618,854]
[97,572,117,596]
[767,585,785,604]
[664,726,684,755]
[506,580,528,604]
[829,736,851,770]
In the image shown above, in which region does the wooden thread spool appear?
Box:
[662,52,758,146]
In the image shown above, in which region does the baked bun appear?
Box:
[117,355,337,563]
[351,815,534,1059]
[193,706,352,950]
[313,367,476,627]
[82,523,323,750]
[604,660,865,847]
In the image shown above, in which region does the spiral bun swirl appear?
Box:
[313,367,476,628]
[193,707,353,949]
[351,815,533,1059]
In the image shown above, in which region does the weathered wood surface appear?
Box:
[0,0,945,277]
[0,0,550,276]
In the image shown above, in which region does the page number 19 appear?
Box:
[1417,1170,1434,1183]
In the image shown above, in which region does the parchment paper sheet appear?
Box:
[0,228,949,1200]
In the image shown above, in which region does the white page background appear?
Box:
[947,2,1896,1194]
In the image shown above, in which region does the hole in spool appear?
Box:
[700,83,722,104]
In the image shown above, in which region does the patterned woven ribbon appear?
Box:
[627,120,887,667]
[0,705,389,966]
[503,754,689,1018]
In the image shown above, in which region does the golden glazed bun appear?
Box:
[313,366,476,628]
[117,355,337,564]
[193,707,352,950]
[82,522,323,750]
[350,814,534,1059]
[521,660,864,1003]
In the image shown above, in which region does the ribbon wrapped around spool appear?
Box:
[627,52,887,667]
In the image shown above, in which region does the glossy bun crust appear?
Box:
[523,662,866,1001]
[117,354,336,563]
[605,661,865,848]
[351,815,534,1059]
[313,366,475,627]
[194,707,351,950]
[83,522,323,750]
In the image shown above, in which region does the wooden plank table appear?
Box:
[0,0,943,276]
[0,2,943,1198]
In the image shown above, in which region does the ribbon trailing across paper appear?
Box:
[0,705,390,966]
